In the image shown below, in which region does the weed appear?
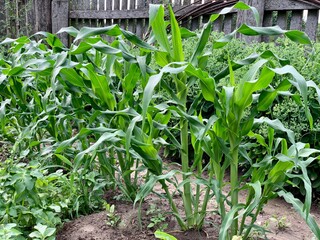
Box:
[103,202,120,227]
[147,204,168,231]
[269,215,290,231]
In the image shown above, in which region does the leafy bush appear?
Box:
[0,158,106,239]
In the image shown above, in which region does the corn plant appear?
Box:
[135,2,320,238]
[0,26,155,201]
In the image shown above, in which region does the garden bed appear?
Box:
[56,194,320,240]
[56,168,320,240]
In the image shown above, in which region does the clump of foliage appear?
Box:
[0,158,106,239]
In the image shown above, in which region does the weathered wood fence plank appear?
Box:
[0,1,6,37]
[52,0,69,45]
[290,10,303,30]
[1,0,320,43]
[237,0,266,42]
[305,9,319,40]
[265,0,319,10]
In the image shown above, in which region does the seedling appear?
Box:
[0,224,23,240]
[103,202,120,227]
[28,223,55,240]
[269,215,290,231]
[147,204,168,231]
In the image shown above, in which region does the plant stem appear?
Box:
[198,166,214,228]
[180,117,193,227]
[194,150,203,228]
[160,180,187,230]
[117,148,135,200]
[230,144,239,237]
[243,202,265,239]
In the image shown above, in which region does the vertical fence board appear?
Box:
[128,0,136,33]
[305,9,319,41]
[181,0,191,28]
[114,0,121,26]
[237,0,266,42]
[106,0,113,26]
[213,15,223,32]
[83,0,91,27]
[191,17,200,31]
[277,11,288,30]
[0,1,6,37]
[261,10,273,42]
[90,0,98,27]
[290,10,303,30]
[52,0,69,45]
[120,0,128,29]
[69,0,77,29]
[136,0,149,38]
[223,13,233,34]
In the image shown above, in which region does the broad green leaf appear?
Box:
[254,117,295,144]
[149,4,171,53]
[57,26,79,37]
[142,72,164,122]
[190,21,212,66]
[154,230,177,240]
[268,159,294,184]
[244,181,262,215]
[80,64,116,110]
[219,205,243,240]
[35,31,65,48]
[74,130,123,169]
[169,5,184,62]
[258,90,278,111]
[237,25,311,44]
[59,68,86,88]
[74,25,122,41]
[285,30,311,44]
[55,154,73,167]
[121,29,156,51]
[272,65,312,128]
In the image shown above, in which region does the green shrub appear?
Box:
[0,158,107,239]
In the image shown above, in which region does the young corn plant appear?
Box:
[136,2,320,238]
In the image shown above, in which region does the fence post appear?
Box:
[52,0,69,46]
[0,1,5,37]
[236,0,266,42]
[33,0,52,33]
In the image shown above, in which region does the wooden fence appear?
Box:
[0,0,52,39]
[0,0,320,44]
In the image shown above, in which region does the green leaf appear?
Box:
[285,30,311,45]
[219,205,243,240]
[57,26,79,37]
[278,191,320,239]
[169,5,184,62]
[154,230,177,240]
[59,68,86,88]
[149,4,171,53]
[55,154,73,167]
[258,90,277,111]
[80,64,116,110]
[254,117,295,144]
[74,25,122,41]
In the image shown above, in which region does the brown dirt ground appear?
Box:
[56,169,320,240]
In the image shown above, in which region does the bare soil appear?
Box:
[56,172,320,240]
